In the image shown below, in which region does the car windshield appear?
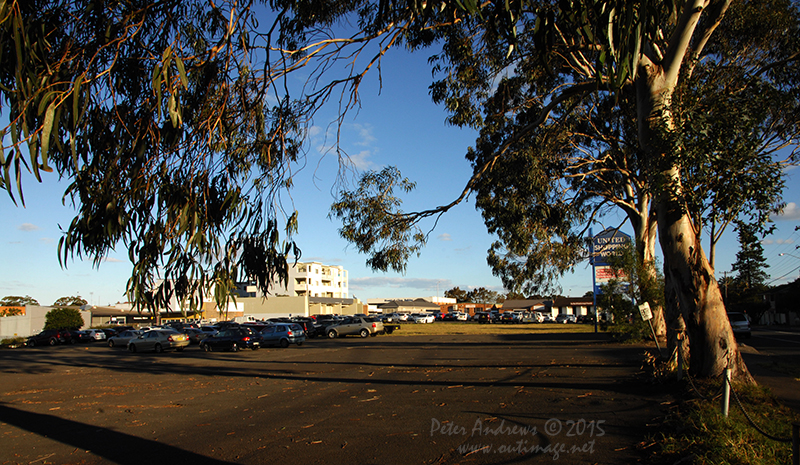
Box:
[728,313,748,322]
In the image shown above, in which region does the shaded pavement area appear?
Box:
[0,332,684,464]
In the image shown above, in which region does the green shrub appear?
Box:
[44,307,84,330]
[0,337,27,348]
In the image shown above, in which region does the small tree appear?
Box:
[43,308,84,330]
[467,287,499,305]
[600,243,665,341]
[727,222,771,321]
[0,295,39,306]
[444,287,470,303]
[53,296,88,307]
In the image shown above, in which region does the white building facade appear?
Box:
[237,261,349,299]
[286,262,348,298]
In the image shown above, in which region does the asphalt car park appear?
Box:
[0,332,683,465]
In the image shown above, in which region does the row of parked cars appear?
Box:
[26,314,393,353]
[26,328,114,346]
[379,311,587,324]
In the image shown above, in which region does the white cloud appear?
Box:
[438,233,452,241]
[352,123,376,146]
[103,257,124,263]
[778,202,800,220]
[18,223,40,231]
[349,276,452,291]
[39,237,55,244]
[348,150,373,170]
[308,125,322,137]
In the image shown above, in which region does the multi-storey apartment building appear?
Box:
[285,261,348,298]
[237,261,349,298]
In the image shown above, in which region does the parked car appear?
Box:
[199,327,261,352]
[727,312,751,339]
[107,330,143,348]
[290,318,322,338]
[260,323,306,348]
[127,330,190,353]
[541,313,554,323]
[500,312,517,324]
[83,329,108,341]
[408,313,435,324]
[556,314,577,324]
[515,312,535,323]
[26,329,70,347]
[325,316,384,338]
[181,327,210,344]
[99,328,117,339]
[69,330,93,343]
[474,312,493,324]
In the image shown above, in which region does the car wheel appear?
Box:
[327,330,337,339]
[128,344,137,353]
[280,339,289,348]
[108,340,115,348]
[359,329,369,338]
[385,328,394,334]
[176,347,184,352]
[49,338,57,346]
[252,344,259,350]
[230,343,239,352]
[68,337,76,344]
[154,343,163,353]
[202,344,211,352]
[296,341,303,347]
[27,340,35,347]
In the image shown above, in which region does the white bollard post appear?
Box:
[677,335,683,382]
[721,368,731,418]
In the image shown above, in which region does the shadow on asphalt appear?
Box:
[0,333,660,401]
[0,403,235,465]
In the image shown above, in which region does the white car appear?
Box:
[409,313,435,324]
[455,312,468,321]
[85,329,107,341]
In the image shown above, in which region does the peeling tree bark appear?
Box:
[633,0,753,383]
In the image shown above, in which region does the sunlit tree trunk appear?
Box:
[636,38,754,381]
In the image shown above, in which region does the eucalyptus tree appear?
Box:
[333,0,799,381]
[1,0,465,313]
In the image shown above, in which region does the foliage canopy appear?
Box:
[43,307,83,330]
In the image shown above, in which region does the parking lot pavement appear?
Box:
[0,333,672,464]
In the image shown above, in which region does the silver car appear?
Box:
[127,330,190,353]
[325,317,384,338]
[107,330,143,348]
[727,312,751,339]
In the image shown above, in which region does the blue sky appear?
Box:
[3,49,800,307]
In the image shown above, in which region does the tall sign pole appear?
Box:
[590,228,597,333]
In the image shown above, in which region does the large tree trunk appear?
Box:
[634,1,753,381]
[655,192,754,382]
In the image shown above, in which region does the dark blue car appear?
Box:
[199,327,261,352]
